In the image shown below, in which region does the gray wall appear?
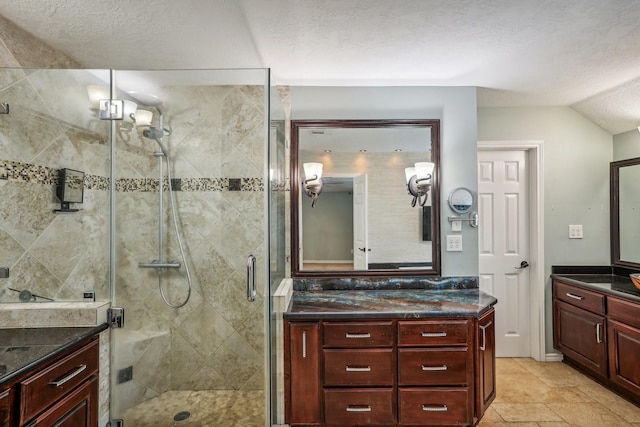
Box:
[613,129,640,160]
[478,106,612,353]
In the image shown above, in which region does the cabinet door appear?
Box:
[286,322,321,425]
[608,319,640,396]
[0,389,10,427]
[476,308,496,418]
[27,376,97,427]
[553,300,607,378]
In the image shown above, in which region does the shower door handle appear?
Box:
[247,254,257,302]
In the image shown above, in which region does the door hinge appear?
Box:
[107,307,125,328]
[107,419,124,427]
[99,99,125,120]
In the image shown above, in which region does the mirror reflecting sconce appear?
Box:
[303,162,323,207]
[87,85,110,111]
[405,161,434,207]
[133,109,153,127]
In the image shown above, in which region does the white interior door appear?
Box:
[478,150,530,357]
[353,173,368,270]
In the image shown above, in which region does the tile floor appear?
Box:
[119,358,640,426]
[480,358,640,427]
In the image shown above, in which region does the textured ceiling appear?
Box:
[0,0,639,134]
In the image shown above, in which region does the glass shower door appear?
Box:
[109,68,276,427]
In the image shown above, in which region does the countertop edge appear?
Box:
[0,323,108,388]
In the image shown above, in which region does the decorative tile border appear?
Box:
[0,159,263,192]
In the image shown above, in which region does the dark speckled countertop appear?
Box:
[0,324,108,387]
[284,289,497,320]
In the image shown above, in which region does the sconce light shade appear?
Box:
[87,85,110,110]
[134,109,153,127]
[303,162,323,183]
[122,100,138,124]
[406,161,434,207]
[303,162,324,207]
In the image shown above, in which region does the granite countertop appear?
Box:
[551,274,640,303]
[0,324,108,387]
[284,288,497,320]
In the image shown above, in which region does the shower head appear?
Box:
[143,127,169,156]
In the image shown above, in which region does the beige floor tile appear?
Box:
[547,402,633,427]
[491,403,564,422]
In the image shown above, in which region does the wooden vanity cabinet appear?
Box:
[0,337,99,427]
[285,316,495,426]
[553,281,608,379]
[607,297,640,397]
[475,308,495,418]
[0,389,11,427]
[553,278,640,405]
[285,322,321,425]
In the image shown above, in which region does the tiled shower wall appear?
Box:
[112,82,268,412]
[0,69,111,303]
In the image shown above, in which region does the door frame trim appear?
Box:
[478,140,545,361]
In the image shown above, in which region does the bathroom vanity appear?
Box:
[283,287,497,426]
[0,325,106,427]
[552,273,640,406]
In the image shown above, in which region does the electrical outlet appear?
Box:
[117,366,133,384]
[451,220,462,232]
[569,224,583,239]
[446,235,463,251]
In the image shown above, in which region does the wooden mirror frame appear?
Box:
[291,119,441,278]
[611,156,640,270]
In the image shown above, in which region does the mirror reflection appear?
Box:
[292,119,440,277]
[612,157,640,266]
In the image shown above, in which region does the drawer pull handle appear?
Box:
[346,365,372,372]
[566,292,584,300]
[421,364,447,371]
[345,333,371,339]
[596,323,602,344]
[421,331,447,337]
[48,364,87,387]
[422,404,448,412]
[346,405,372,412]
[302,331,307,358]
[479,320,493,351]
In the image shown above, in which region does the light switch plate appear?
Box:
[569,224,583,239]
[451,220,462,232]
[446,234,463,251]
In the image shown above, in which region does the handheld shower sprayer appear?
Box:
[141,107,172,156]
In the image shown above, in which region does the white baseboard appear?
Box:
[545,352,563,362]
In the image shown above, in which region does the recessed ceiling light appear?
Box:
[360,149,367,153]
[395,149,403,152]
[324,149,332,153]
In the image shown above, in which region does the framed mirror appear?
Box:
[291,119,440,277]
[611,157,640,270]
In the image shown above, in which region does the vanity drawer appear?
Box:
[19,339,98,424]
[398,348,468,386]
[324,349,394,386]
[398,319,468,347]
[398,387,471,425]
[554,281,605,315]
[608,296,640,329]
[324,388,394,425]
[323,321,394,348]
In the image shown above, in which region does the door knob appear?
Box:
[515,261,529,269]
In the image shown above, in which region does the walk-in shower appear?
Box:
[136,105,192,308]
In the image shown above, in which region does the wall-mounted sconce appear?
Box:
[303,162,323,207]
[405,162,434,207]
[134,109,153,127]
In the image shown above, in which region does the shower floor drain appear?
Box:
[174,411,191,422]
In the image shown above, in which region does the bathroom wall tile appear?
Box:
[209,331,262,389]
[179,301,236,360]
